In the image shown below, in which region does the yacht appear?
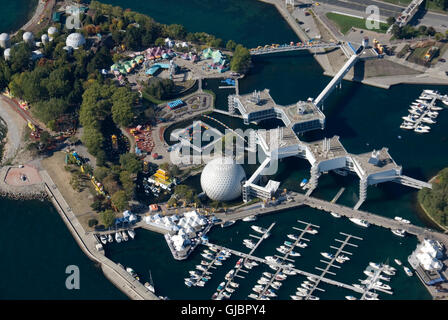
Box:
[248,293,258,299]
[275,274,287,281]
[127,229,135,240]
[308,296,320,300]
[421,117,436,124]
[235,258,243,268]
[394,216,410,224]
[115,231,122,243]
[300,178,308,187]
[306,227,318,234]
[126,267,139,280]
[276,246,289,254]
[363,270,375,277]
[251,225,267,234]
[225,270,235,280]
[408,108,422,115]
[394,259,402,266]
[330,211,341,218]
[430,105,443,111]
[400,122,415,130]
[402,115,417,122]
[287,234,299,241]
[296,242,308,248]
[373,282,391,291]
[414,126,430,133]
[221,220,235,228]
[99,235,107,245]
[427,111,438,118]
[369,262,382,269]
[345,296,357,300]
[217,282,226,291]
[349,218,370,228]
[289,251,301,257]
[290,295,303,300]
[424,89,437,94]
[404,266,413,277]
[121,231,128,241]
[242,215,257,222]
[321,252,334,260]
[263,272,273,278]
[229,282,239,288]
[243,239,256,249]
[144,281,155,293]
[307,276,318,283]
[295,291,307,297]
[391,229,406,237]
[222,291,231,299]
[214,260,222,266]
[107,234,113,243]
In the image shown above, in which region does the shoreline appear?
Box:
[417,175,448,233]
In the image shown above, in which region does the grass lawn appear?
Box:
[326,12,390,34]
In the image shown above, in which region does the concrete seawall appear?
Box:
[39,169,158,300]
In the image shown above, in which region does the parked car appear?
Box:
[439,58,446,63]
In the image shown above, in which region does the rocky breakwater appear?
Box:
[0,165,46,200]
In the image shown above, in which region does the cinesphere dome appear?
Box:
[66,33,85,49]
[200,157,246,201]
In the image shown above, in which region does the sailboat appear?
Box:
[145,270,155,293]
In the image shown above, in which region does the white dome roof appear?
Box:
[0,33,9,41]
[23,32,34,41]
[48,26,58,35]
[66,33,85,49]
[4,48,10,57]
[200,157,246,201]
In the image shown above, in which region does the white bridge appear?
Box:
[250,42,341,56]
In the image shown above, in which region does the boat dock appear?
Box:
[359,264,394,299]
[305,232,362,300]
[218,192,448,247]
[214,223,275,299]
[330,187,345,204]
[255,220,319,299]
[204,241,366,295]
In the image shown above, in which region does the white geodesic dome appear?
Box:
[200,157,246,201]
[66,33,85,49]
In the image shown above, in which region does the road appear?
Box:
[313,0,448,31]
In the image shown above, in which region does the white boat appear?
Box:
[244,261,253,269]
[345,296,357,300]
[383,269,396,276]
[275,274,287,281]
[242,215,257,222]
[379,274,390,281]
[423,89,436,94]
[248,293,258,299]
[373,282,391,291]
[99,235,107,245]
[144,281,155,293]
[307,276,318,282]
[308,295,320,300]
[305,227,318,234]
[369,262,381,269]
[364,270,374,277]
[263,272,273,278]
[229,282,239,288]
[290,295,303,300]
[349,218,370,227]
[321,252,334,260]
[443,100,448,106]
[289,251,301,257]
[416,99,427,104]
[225,270,235,280]
[392,229,406,237]
[418,124,431,130]
[421,117,436,124]
[121,231,128,241]
[394,216,410,224]
[243,239,256,249]
[296,242,307,248]
[126,267,139,280]
[427,111,438,118]
[402,115,417,122]
[415,126,430,133]
[408,108,422,115]
[265,256,278,263]
[115,231,122,243]
[295,291,307,297]
[251,225,267,234]
[276,246,289,254]
[301,283,313,290]
[214,260,222,266]
[127,229,135,240]
[107,234,113,242]
[225,287,235,293]
[221,220,235,228]
[430,105,443,111]
[287,234,299,241]
[400,123,415,130]
[330,211,341,218]
[404,266,413,276]
[222,291,231,299]
[394,259,402,266]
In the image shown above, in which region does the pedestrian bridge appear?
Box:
[250,41,341,56]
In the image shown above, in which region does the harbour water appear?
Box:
[0,0,446,299]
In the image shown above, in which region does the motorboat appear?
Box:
[400,122,415,130]
[214,260,222,266]
[296,242,307,248]
[284,241,294,247]
[353,284,364,290]
[287,234,299,241]
[321,252,334,260]
[307,276,318,283]
[144,281,155,293]
[248,293,258,299]
[383,264,396,271]
[382,269,396,276]
[423,89,437,95]
[126,267,139,280]
[99,235,107,245]
[416,99,427,104]
[229,282,239,288]
[418,124,431,130]
[330,211,341,218]
[242,215,257,222]
[308,296,320,300]
[225,270,235,280]
[306,227,318,234]
[392,229,406,237]
[290,295,303,300]
[349,218,370,228]
[345,296,357,300]
[404,266,413,277]
[373,282,391,291]
[235,258,243,268]
[251,225,267,234]
[430,105,443,111]
[217,282,226,291]
[369,262,381,269]
[295,291,307,297]
[301,283,313,290]
[127,229,135,240]
[414,126,429,133]
[211,292,219,300]
[184,279,193,287]
[225,287,235,293]
[196,265,207,272]
[408,108,422,115]
[402,115,417,122]
[394,259,402,266]
[201,253,214,260]
[257,279,269,285]
[289,251,301,257]
[115,231,122,243]
[276,246,289,254]
[427,111,438,118]
[265,256,278,263]
[275,274,287,281]
[394,216,410,224]
[243,261,253,269]
[222,291,231,299]
[379,274,390,282]
[107,234,113,243]
[300,178,308,187]
[243,239,256,249]
[263,272,273,278]
[421,117,436,124]
[221,220,235,228]
[121,231,128,241]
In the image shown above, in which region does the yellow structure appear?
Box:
[153,168,170,185]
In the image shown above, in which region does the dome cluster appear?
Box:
[66,33,85,49]
[200,157,246,201]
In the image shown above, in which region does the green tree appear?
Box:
[119,153,142,174]
[230,45,251,73]
[100,209,116,228]
[226,40,237,51]
[111,190,129,211]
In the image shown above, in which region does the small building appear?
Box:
[149,204,159,212]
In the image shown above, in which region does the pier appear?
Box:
[305,232,362,300]
[204,241,366,295]
[250,42,341,56]
[331,187,345,204]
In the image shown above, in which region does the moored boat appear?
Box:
[404,266,413,277]
[349,218,370,228]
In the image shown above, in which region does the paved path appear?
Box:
[39,169,158,300]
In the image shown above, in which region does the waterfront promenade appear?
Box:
[39,170,158,300]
